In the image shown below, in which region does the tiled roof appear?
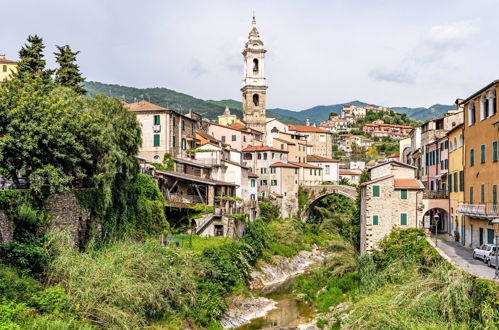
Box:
[248,172,259,178]
[368,160,416,170]
[339,169,362,175]
[0,58,16,64]
[270,162,299,168]
[273,138,296,145]
[288,125,329,133]
[124,101,168,112]
[230,122,246,129]
[360,175,393,186]
[272,193,283,198]
[289,162,321,169]
[307,155,339,163]
[363,123,413,129]
[394,178,424,189]
[242,146,288,153]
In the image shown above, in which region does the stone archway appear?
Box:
[300,185,357,220]
[421,207,449,234]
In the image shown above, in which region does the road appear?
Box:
[429,235,498,280]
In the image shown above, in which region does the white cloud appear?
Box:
[369,67,415,84]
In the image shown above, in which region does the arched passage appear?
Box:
[422,207,449,234]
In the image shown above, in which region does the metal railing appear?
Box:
[423,189,449,199]
[457,203,498,219]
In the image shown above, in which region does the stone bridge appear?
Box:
[300,185,357,220]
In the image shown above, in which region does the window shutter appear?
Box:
[400,190,408,199]
[481,145,486,163]
[154,115,160,125]
[493,141,498,162]
[400,213,407,225]
[448,174,452,193]
[153,134,160,147]
[373,215,379,225]
[372,185,380,197]
[493,185,497,205]
[470,149,474,166]
[453,172,457,192]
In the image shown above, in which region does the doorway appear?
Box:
[479,228,484,246]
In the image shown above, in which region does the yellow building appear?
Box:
[0,55,17,82]
[458,80,499,248]
[447,123,464,244]
[218,106,243,126]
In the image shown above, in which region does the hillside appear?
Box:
[84,81,454,125]
[83,82,304,125]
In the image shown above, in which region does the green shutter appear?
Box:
[373,215,379,225]
[400,213,408,226]
[373,185,380,197]
[470,187,474,203]
[172,136,176,147]
[487,229,495,244]
[400,189,408,199]
[221,136,226,142]
[459,171,464,191]
[181,138,186,150]
[153,134,160,147]
[493,141,498,162]
[493,185,497,205]
[470,149,474,166]
[154,115,160,125]
[232,135,236,141]
[453,172,457,192]
[481,184,485,203]
[481,145,486,163]
[448,174,452,193]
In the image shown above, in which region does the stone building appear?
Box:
[0,54,17,82]
[290,162,323,186]
[360,161,425,253]
[268,162,299,217]
[242,15,268,136]
[126,101,197,163]
[287,124,333,158]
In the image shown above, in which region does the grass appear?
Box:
[172,234,231,256]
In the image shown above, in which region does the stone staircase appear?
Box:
[195,213,215,235]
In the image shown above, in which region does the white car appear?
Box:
[473,244,497,262]
[487,251,499,268]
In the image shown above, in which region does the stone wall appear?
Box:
[46,191,100,248]
[0,211,14,244]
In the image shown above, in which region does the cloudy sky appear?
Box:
[2,0,498,110]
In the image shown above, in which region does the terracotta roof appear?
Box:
[0,58,16,64]
[274,138,296,145]
[270,162,299,168]
[289,162,321,169]
[272,193,283,198]
[288,125,329,133]
[360,175,394,186]
[368,160,416,170]
[307,155,339,163]
[248,172,258,178]
[388,153,400,158]
[124,101,168,112]
[339,169,362,176]
[230,122,246,129]
[242,146,288,153]
[394,178,424,189]
[363,123,413,129]
[155,170,238,186]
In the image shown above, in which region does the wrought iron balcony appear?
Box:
[457,203,498,219]
[152,125,161,132]
[423,189,449,199]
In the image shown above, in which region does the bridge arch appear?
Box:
[300,185,357,220]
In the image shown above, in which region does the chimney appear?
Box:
[0,55,5,59]
[306,118,310,126]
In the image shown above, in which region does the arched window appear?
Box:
[480,95,488,120]
[468,101,476,126]
[489,89,497,116]
[253,58,259,73]
[253,94,259,106]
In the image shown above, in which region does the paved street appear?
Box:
[429,235,498,280]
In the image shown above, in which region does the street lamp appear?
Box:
[434,214,440,247]
[490,218,499,279]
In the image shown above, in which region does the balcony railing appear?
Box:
[457,203,498,219]
[423,189,449,199]
[152,125,161,133]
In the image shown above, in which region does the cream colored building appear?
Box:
[218,106,243,126]
[0,55,17,82]
[360,161,425,253]
[290,162,323,186]
[125,101,197,163]
[288,124,333,158]
[307,155,339,183]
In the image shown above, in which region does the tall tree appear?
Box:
[54,45,86,95]
[16,35,53,82]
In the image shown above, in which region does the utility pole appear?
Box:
[434,214,440,246]
[491,218,499,279]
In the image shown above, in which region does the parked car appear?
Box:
[473,244,497,262]
[487,251,499,268]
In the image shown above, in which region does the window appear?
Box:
[400,213,408,226]
[260,168,266,174]
[459,171,464,191]
[243,136,246,142]
[295,169,298,174]
[481,184,485,203]
[153,134,160,147]
[490,90,497,116]
[272,153,275,159]
[470,149,474,166]
[270,167,276,174]
[252,58,259,73]
[192,124,195,135]
[481,144,486,163]
[280,144,284,150]
[470,187,474,203]
[493,185,497,205]
[260,180,267,185]
[314,169,317,176]
[481,95,489,120]
[325,165,330,175]
[372,185,380,197]
[372,215,379,225]
[310,169,313,175]
[493,141,498,162]
[253,94,259,106]
[400,189,408,199]
[172,117,176,127]
[448,173,452,193]
[468,102,476,126]
[251,179,256,187]
[453,172,457,192]
[172,136,176,147]
[221,136,226,143]
[231,135,236,141]
[154,115,160,125]
[181,120,185,130]
[263,153,267,160]
[445,159,448,170]
[2,65,6,72]
[181,138,186,150]
[271,179,277,186]
[250,193,256,200]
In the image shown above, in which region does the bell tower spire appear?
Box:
[242,14,267,136]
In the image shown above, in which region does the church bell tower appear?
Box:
[242,15,267,135]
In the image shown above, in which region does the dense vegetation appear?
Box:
[354,109,420,128]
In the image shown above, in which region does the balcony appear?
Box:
[423,189,448,199]
[457,203,498,219]
[152,125,161,133]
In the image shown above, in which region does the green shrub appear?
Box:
[241,219,268,262]
[30,284,70,316]
[0,264,41,302]
[0,299,31,329]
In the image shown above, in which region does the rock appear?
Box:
[220,296,277,329]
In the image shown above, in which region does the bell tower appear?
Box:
[242,15,267,135]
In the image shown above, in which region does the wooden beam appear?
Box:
[194,184,205,204]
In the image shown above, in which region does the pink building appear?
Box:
[207,122,263,151]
